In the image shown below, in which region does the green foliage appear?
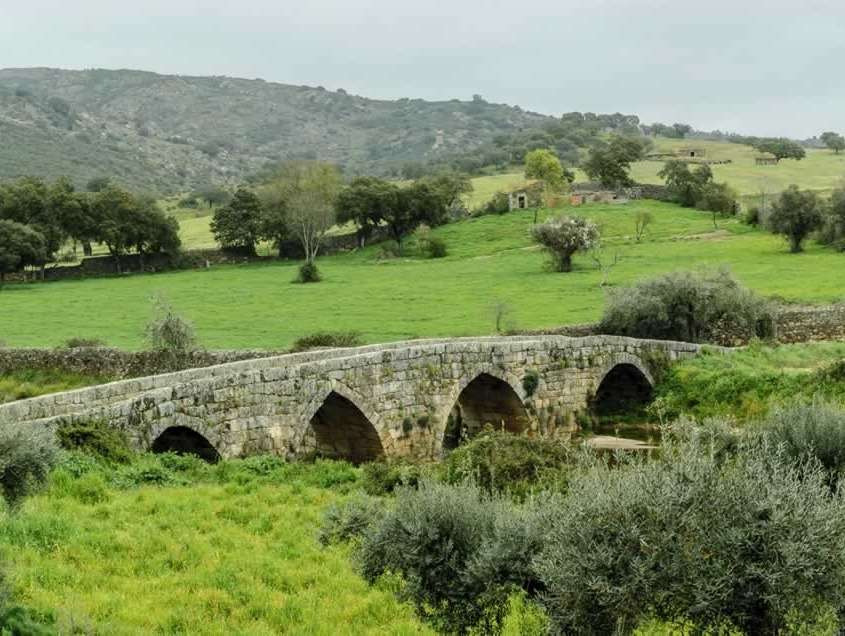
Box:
[530,214,600,272]
[819,185,845,250]
[423,236,447,258]
[296,261,321,283]
[0,219,47,280]
[360,459,422,495]
[290,331,362,352]
[820,131,845,154]
[523,149,569,189]
[599,269,773,343]
[210,187,262,255]
[318,495,386,546]
[768,185,825,252]
[583,135,648,188]
[439,431,572,498]
[474,191,510,216]
[521,371,539,397]
[752,137,807,161]
[0,369,107,405]
[55,419,133,464]
[0,426,59,509]
[653,342,845,421]
[762,401,845,488]
[658,160,713,207]
[357,480,544,633]
[145,296,197,356]
[535,429,845,635]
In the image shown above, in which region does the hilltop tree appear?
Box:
[210,187,263,256]
[531,215,600,272]
[583,136,647,188]
[820,131,845,154]
[752,138,806,162]
[768,185,824,253]
[0,219,47,282]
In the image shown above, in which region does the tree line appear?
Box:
[0,177,179,280]
[210,162,471,281]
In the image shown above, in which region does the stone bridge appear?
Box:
[0,336,703,462]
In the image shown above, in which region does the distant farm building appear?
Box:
[508,182,544,211]
[755,153,779,166]
[678,147,706,159]
[644,147,730,165]
[569,184,642,206]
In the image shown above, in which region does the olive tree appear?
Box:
[530,215,600,272]
[768,185,824,253]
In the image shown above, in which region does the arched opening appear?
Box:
[152,426,221,463]
[309,392,384,464]
[592,363,653,417]
[443,373,529,451]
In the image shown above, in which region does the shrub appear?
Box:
[291,331,363,353]
[535,430,845,634]
[598,269,773,343]
[423,236,447,258]
[145,296,197,356]
[357,480,543,633]
[762,401,845,488]
[318,495,386,546]
[63,337,106,349]
[296,261,321,283]
[56,419,133,464]
[530,215,600,272]
[819,186,845,250]
[0,426,59,509]
[475,191,510,216]
[695,181,738,216]
[440,431,573,499]
[768,185,824,253]
[361,459,422,495]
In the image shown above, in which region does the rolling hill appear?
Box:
[0,67,553,193]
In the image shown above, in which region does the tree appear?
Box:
[336,177,398,247]
[696,182,739,228]
[48,177,98,256]
[672,123,693,138]
[658,160,712,207]
[269,162,342,277]
[820,131,845,154]
[752,138,806,162]
[582,136,646,188]
[0,177,65,267]
[634,211,653,242]
[524,149,566,189]
[0,219,47,282]
[530,215,600,272]
[91,185,141,268]
[197,187,232,208]
[210,187,263,256]
[420,172,473,220]
[256,186,290,258]
[389,182,447,253]
[819,186,845,249]
[768,185,824,253]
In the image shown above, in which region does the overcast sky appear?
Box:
[2,0,844,137]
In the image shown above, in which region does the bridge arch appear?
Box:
[591,354,655,417]
[151,426,222,463]
[441,368,530,452]
[299,383,385,464]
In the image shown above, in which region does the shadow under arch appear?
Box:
[152,426,222,463]
[443,372,530,452]
[592,362,654,417]
[308,391,385,464]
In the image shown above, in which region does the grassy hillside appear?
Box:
[2,200,843,350]
[631,137,845,198]
[0,67,552,193]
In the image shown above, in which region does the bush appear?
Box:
[695,181,738,216]
[361,459,422,495]
[535,429,845,634]
[62,337,106,349]
[290,331,363,353]
[145,296,197,356]
[56,419,133,464]
[357,480,544,633]
[423,236,447,258]
[296,261,322,283]
[475,191,510,216]
[440,431,573,499]
[762,401,845,488]
[530,215,600,272]
[745,205,761,226]
[599,269,773,343]
[0,427,59,509]
[318,495,386,546]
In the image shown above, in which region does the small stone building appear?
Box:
[677,147,706,159]
[508,182,544,211]
[755,154,779,166]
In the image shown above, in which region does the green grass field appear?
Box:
[3,200,844,350]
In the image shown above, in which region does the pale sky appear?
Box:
[2,0,844,138]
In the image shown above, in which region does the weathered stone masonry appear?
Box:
[0,336,702,461]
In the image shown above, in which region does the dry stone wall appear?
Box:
[0,336,701,461]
